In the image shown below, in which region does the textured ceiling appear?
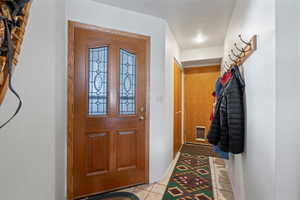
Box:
[92,0,235,49]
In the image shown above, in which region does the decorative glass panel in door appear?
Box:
[119,49,136,115]
[88,46,108,115]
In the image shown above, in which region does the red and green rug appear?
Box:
[163,144,220,200]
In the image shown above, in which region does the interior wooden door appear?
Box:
[73,27,148,198]
[184,66,220,144]
[173,60,183,156]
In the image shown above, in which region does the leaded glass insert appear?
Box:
[88,47,108,115]
[119,49,136,115]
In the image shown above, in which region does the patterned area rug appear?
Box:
[162,144,220,200]
[181,144,220,158]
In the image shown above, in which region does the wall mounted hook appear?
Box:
[238,34,250,46]
[228,54,237,65]
[231,49,241,60]
[224,61,231,71]
[234,43,244,54]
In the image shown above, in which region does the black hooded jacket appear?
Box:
[208,66,245,154]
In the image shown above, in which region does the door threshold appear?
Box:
[75,182,147,200]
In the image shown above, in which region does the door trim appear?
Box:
[173,58,183,158]
[67,21,151,200]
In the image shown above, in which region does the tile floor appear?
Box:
[118,154,234,200]
[210,157,235,200]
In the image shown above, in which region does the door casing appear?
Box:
[173,59,183,157]
[67,21,150,200]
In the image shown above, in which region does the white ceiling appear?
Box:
[92,0,236,50]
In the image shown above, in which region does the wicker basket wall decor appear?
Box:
[0,0,32,105]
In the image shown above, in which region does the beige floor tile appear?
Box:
[151,184,166,194]
[145,192,163,200]
[132,189,150,200]
[218,189,234,200]
[136,184,155,192]
[214,158,225,165]
[210,157,235,200]
[119,186,137,192]
[216,180,233,192]
[213,163,233,192]
[209,157,218,199]
[216,165,226,170]
[219,169,230,179]
[218,174,231,184]
[159,176,170,186]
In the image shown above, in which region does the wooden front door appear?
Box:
[173,60,183,156]
[73,26,149,198]
[184,66,220,144]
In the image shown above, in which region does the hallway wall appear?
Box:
[223,0,276,200]
[181,46,223,62]
[275,1,300,199]
[0,0,65,200]
[0,1,181,199]
[55,0,67,200]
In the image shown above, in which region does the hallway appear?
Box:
[111,144,234,200]
[0,1,300,200]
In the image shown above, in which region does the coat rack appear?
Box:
[224,34,257,72]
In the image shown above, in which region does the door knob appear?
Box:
[139,116,145,121]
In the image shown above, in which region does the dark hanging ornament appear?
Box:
[0,0,32,129]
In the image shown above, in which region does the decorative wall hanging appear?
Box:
[0,0,32,128]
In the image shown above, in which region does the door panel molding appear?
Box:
[67,21,150,200]
[86,132,109,176]
[116,130,137,171]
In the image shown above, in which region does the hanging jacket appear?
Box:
[207,66,245,154]
[211,77,229,159]
[215,77,223,97]
[220,71,232,86]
